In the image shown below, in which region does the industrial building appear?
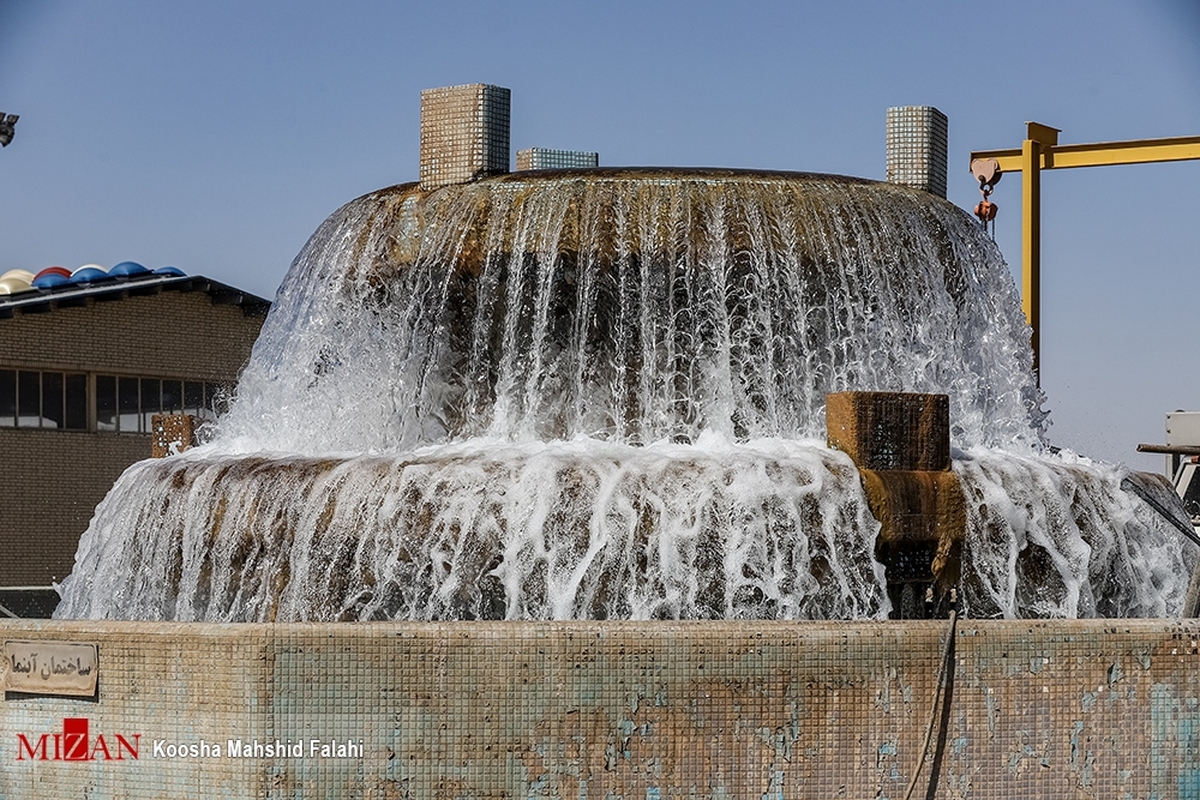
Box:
[515,147,599,171]
[0,265,268,604]
[419,83,512,189]
[885,105,949,197]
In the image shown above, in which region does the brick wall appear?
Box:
[0,431,147,585]
[0,287,265,586]
[0,288,262,379]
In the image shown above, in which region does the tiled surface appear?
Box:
[420,83,511,190]
[4,619,1200,798]
[886,106,949,198]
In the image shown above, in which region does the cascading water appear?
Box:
[54,169,1195,621]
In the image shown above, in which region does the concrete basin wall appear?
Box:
[3,619,1199,798]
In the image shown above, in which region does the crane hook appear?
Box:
[970,158,1003,235]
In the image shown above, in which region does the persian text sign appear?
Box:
[4,640,97,696]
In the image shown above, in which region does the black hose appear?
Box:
[902,605,958,800]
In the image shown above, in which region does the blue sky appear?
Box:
[2,0,1198,468]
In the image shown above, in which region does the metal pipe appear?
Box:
[1137,444,1200,457]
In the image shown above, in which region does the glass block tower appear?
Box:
[885,106,948,198]
[420,84,511,190]
[515,148,600,171]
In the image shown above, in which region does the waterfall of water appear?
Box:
[219,171,1044,453]
[53,170,1194,621]
[56,437,890,621]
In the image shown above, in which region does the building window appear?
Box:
[66,374,87,429]
[0,369,228,433]
[0,369,88,430]
[94,373,229,434]
[96,374,117,432]
[0,370,13,426]
[18,370,39,425]
[118,376,140,432]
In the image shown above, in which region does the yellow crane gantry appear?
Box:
[969,124,1200,382]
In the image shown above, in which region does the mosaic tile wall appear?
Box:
[4,619,1200,798]
[419,83,511,190]
[516,148,600,171]
[886,105,949,198]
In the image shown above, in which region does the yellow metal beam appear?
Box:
[969,124,1200,385]
[1022,136,1041,376]
[971,134,1200,174]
